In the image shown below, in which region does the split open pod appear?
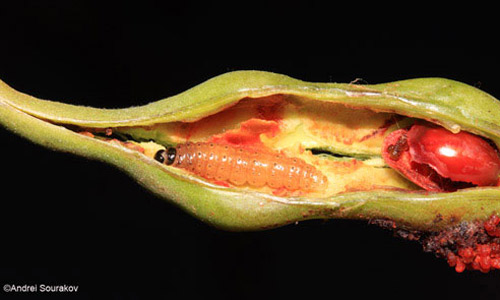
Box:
[2,71,500,272]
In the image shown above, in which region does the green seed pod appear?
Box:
[1,70,500,234]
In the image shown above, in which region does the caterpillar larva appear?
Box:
[154,142,327,192]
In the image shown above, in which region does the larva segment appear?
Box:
[286,159,301,191]
[230,147,247,185]
[214,144,232,182]
[170,142,327,192]
[248,150,267,187]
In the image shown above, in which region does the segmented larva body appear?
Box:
[156,142,327,191]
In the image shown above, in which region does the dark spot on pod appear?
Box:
[388,134,409,160]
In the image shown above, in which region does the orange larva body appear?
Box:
[173,142,327,191]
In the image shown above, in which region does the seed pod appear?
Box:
[1,70,500,235]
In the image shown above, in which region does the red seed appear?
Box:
[459,247,475,263]
[455,260,466,273]
[447,252,457,267]
[491,243,500,256]
[491,258,500,269]
[485,215,500,237]
[407,124,500,186]
[480,255,491,272]
[477,244,491,257]
[471,256,481,270]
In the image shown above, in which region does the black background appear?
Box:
[1,2,499,299]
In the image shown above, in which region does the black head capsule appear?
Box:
[154,148,176,165]
[166,147,176,165]
[154,149,166,164]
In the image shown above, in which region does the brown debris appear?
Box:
[370,214,500,272]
